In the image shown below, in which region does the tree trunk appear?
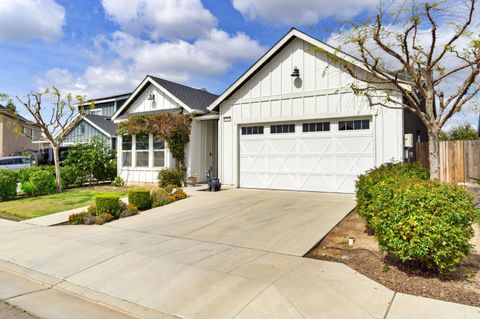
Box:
[52,145,63,193]
[428,130,441,181]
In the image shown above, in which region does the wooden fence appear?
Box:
[415,140,480,185]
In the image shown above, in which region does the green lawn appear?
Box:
[0,187,128,221]
[476,208,480,225]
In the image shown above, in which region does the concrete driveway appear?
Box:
[0,189,478,319]
[112,188,356,256]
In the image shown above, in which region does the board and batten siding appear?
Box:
[128,84,182,114]
[185,119,218,183]
[218,37,404,187]
[62,119,109,146]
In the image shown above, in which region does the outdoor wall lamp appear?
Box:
[291,66,300,77]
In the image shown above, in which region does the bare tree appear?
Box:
[333,0,479,180]
[11,88,91,192]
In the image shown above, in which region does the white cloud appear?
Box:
[101,0,217,40]
[0,0,65,42]
[38,29,265,99]
[232,0,378,25]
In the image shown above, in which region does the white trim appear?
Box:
[208,28,409,111]
[111,76,198,121]
[77,94,131,106]
[194,114,220,121]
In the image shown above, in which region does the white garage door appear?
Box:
[239,118,374,193]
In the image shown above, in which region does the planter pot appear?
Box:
[186,176,197,186]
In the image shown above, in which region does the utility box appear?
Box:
[404,133,414,148]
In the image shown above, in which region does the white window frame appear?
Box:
[121,135,133,167]
[152,134,166,168]
[119,134,168,169]
[135,134,150,168]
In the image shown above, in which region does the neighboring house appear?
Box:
[208,28,425,193]
[62,93,131,149]
[111,75,219,184]
[0,104,40,157]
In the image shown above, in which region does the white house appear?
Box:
[111,76,219,184]
[208,28,424,193]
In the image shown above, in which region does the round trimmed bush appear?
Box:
[0,169,18,201]
[158,168,185,187]
[371,179,475,273]
[128,189,151,210]
[95,194,120,217]
[356,161,475,274]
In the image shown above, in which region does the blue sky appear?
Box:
[0,0,477,128]
[0,0,376,98]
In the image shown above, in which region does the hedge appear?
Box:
[95,194,120,217]
[22,170,56,196]
[0,169,18,201]
[356,162,475,273]
[128,189,151,210]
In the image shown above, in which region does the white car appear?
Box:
[0,156,32,170]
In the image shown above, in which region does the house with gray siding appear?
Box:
[62,93,130,149]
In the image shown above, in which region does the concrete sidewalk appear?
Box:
[0,189,478,318]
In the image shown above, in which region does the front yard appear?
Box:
[0,186,128,221]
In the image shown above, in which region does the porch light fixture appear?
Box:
[148,94,155,100]
[291,66,300,77]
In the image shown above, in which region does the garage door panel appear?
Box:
[239,119,374,193]
[299,156,334,171]
[240,139,266,154]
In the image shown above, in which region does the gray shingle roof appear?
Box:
[85,114,117,136]
[115,108,183,121]
[149,76,219,113]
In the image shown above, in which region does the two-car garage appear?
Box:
[210,29,404,194]
[239,118,374,193]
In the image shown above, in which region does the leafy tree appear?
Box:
[1,88,91,192]
[63,137,116,186]
[334,0,479,180]
[440,123,478,140]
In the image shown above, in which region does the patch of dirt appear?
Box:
[306,210,480,307]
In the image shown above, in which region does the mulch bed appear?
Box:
[306,208,480,307]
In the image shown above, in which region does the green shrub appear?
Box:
[63,137,116,185]
[0,169,18,201]
[158,168,185,187]
[23,170,56,196]
[61,166,82,188]
[356,162,430,228]
[18,166,55,184]
[119,203,139,218]
[95,194,120,217]
[111,176,125,187]
[128,189,151,210]
[151,189,173,208]
[68,212,89,225]
[171,188,187,201]
[356,162,475,274]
